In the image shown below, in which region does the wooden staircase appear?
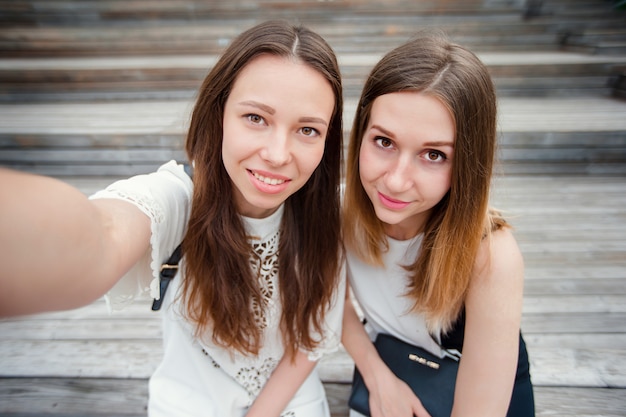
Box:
[0,0,625,176]
[1,1,626,416]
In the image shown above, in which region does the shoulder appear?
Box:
[470,227,524,297]
[478,226,522,268]
[93,160,193,198]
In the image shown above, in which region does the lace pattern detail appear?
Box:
[201,348,221,369]
[197,229,283,401]
[249,231,280,329]
[235,357,280,398]
[100,187,165,224]
[92,186,168,307]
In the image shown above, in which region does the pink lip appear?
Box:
[248,169,291,195]
[378,192,410,210]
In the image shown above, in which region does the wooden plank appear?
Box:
[0,51,622,72]
[0,319,162,340]
[0,133,185,148]
[522,313,626,333]
[0,377,149,416]
[501,147,626,162]
[0,148,187,163]
[524,333,626,349]
[0,339,162,379]
[6,148,626,168]
[1,331,625,386]
[523,267,626,281]
[532,386,626,417]
[523,277,626,294]
[522,295,626,314]
[500,163,626,175]
[3,298,624,342]
[1,379,625,417]
[0,163,177,177]
[0,97,624,137]
[528,347,626,387]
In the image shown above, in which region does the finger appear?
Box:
[412,398,431,417]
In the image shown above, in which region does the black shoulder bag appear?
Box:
[348,333,461,417]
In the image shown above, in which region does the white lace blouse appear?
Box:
[90,161,345,417]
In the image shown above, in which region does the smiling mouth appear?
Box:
[251,170,287,185]
[379,192,410,209]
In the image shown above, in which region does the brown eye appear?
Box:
[374,136,393,148]
[425,150,446,162]
[301,127,319,137]
[246,114,264,124]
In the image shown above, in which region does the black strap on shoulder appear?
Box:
[151,161,191,311]
[183,162,194,178]
[151,244,182,311]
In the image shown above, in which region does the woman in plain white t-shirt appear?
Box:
[341,34,535,417]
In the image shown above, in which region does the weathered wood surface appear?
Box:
[1,0,625,178]
[1,52,623,102]
[1,380,625,417]
[1,175,625,416]
[1,96,626,176]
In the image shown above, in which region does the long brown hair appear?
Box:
[182,21,343,357]
[343,33,506,334]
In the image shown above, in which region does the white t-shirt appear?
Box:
[346,234,443,357]
[90,161,345,417]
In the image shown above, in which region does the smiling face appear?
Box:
[359,91,455,240]
[221,54,335,218]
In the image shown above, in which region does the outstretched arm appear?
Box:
[0,168,151,317]
[341,283,430,417]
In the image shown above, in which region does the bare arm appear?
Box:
[245,349,318,417]
[0,168,151,316]
[451,228,525,417]
[341,283,430,417]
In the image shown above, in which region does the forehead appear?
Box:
[231,54,326,94]
[368,91,455,142]
[227,54,335,117]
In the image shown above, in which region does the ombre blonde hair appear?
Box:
[343,33,507,334]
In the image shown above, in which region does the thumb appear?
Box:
[412,397,431,417]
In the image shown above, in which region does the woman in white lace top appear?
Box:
[0,21,345,417]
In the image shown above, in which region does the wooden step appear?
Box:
[0,0,524,27]
[0,18,563,58]
[1,96,625,176]
[1,51,624,103]
[1,379,625,417]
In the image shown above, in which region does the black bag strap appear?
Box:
[151,244,182,311]
[151,162,193,311]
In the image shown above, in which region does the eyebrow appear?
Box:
[239,100,329,126]
[299,116,328,126]
[370,124,454,147]
[371,124,395,138]
[239,100,275,115]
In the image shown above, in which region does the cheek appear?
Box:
[301,142,326,175]
[221,123,248,163]
[358,144,382,183]
[421,170,452,201]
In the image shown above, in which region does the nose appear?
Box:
[260,129,292,166]
[384,154,414,193]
